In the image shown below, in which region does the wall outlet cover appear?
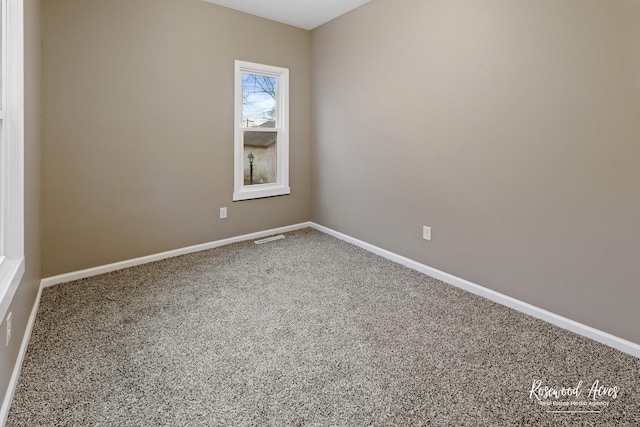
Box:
[6,311,11,347]
[423,226,432,241]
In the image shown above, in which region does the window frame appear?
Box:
[233,60,290,201]
[0,0,25,324]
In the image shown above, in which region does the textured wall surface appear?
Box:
[41,0,311,276]
[311,0,640,343]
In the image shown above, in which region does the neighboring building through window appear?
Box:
[233,60,290,201]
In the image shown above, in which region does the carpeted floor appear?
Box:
[6,228,640,426]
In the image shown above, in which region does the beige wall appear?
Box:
[0,0,42,411]
[4,0,638,414]
[41,0,311,276]
[26,0,640,351]
[311,0,640,343]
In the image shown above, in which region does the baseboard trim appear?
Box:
[41,222,312,288]
[309,222,640,359]
[37,220,639,359]
[0,283,42,427]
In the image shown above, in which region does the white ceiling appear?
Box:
[201,0,371,30]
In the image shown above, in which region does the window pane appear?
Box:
[243,131,277,185]
[242,73,276,128]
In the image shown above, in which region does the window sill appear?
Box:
[233,185,291,201]
[0,257,25,322]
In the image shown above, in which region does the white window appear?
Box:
[0,0,5,268]
[0,0,25,323]
[233,60,290,201]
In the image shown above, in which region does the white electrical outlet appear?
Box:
[423,225,432,241]
[6,312,11,347]
[220,207,227,219]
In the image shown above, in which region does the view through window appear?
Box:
[242,73,278,185]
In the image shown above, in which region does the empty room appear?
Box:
[1,0,639,425]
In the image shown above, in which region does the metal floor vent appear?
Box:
[254,235,286,245]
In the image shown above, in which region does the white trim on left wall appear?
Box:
[0,0,26,328]
[0,284,41,427]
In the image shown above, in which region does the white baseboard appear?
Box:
[1,221,636,427]
[310,222,640,359]
[36,220,639,359]
[0,284,42,427]
[41,222,312,288]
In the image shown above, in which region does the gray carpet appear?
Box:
[6,228,640,426]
